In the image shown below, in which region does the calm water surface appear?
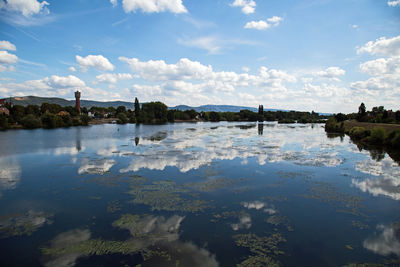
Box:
[0,122,399,266]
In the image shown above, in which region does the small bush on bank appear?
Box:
[367,127,387,144]
[349,127,369,140]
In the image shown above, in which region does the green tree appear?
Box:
[209,111,220,122]
[116,106,126,114]
[0,114,9,129]
[21,114,41,129]
[11,105,25,123]
[25,105,40,116]
[358,103,366,122]
[117,113,129,124]
[134,97,140,116]
[41,112,57,129]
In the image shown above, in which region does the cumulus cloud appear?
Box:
[68,66,76,72]
[357,36,400,57]
[244,16,283,30]
[44,75,85,88]
[110,0,118,7]
[364,223,400,256]
[0,0,49,17]
[231,0,256,14]
[121,0,187,14]
[0,50,18,64]
[0,40,16,51]
[388,0,400,7]
[96,73,133,84]
[76,55,115,72]
[0,75,88,98]
[359,57,400,76]
[315,67,346,81]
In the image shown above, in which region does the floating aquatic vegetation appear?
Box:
[0,210,53,238]
[107,200,121,213]
[185,178,236,192]
[263,196,289,202]
[351,220,369,230]
[234,233,286,267]
[300,182,366,217]
[276,171,313,180]
[128,180,207,212]
[266,215,293,232]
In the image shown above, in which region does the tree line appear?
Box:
[1,97,330,130]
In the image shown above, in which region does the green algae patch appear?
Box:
[41,239,140,256]
[234,233,286,267]
[128,180,207,212]
[185,178,236,192]
[351,220,369,230]
[300,181,366,217]
[0,211,53,238]
[107,200,122,213]
[266,215,294,232]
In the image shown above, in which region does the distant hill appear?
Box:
[169,105,285,113]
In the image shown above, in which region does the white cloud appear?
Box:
[96,73,133,84]
[110,0,118,7]
[388,0,400,7]
[44,75,86,88]
[76,55,115,72]
[0,0,49,17]
[0,40,16,51]
[69,66,76,72]
[178,35,257,54]
[359,57,400,76]
[0,50,18,64]
[120,57,296,94]
[357,36,400,57]
[244,16,283,30]
[242,66,250,72]
[315,67,346,81]
[121,0,187,14]
[231,0,256,14]
[178,36,222,54]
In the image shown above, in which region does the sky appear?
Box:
[0,0,399,113]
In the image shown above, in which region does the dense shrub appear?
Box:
[0,115,9,129]
[367,127,386,144]
[20,114,41,129]
[390,130,400,148]
[117,113,129,124]
[325,118,344,133]
[80,114,90,126]
[349,127,369,140]
[41,112,57,129]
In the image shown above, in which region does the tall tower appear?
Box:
[75,91,81,114]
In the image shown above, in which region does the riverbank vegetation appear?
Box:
[0,98,329,130]
[325,103,400,161]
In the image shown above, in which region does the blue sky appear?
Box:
[0,0,399,113]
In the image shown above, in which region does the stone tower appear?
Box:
[75,91,81,114]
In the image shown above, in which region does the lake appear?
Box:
[0,122,399,266]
